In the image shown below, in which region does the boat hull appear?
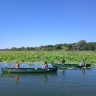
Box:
[52,64,91,68]
[1,67,58,73]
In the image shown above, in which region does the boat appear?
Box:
[1,67,58,73]
[52,64,91,69]
[75,64,91,68]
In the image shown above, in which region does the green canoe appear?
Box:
[52,64,91,69]
[1,67,58,73]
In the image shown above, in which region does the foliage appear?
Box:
[0,51,96,64]
[1,40,96,51]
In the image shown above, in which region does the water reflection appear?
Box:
[0,73,58,84]
[81,68,92,76]
[81,68,86,76]
[15,75,19,83]
[41,74,48,84]
[57,68,93,77]
[1,73,19,83]
[58,68,65,76]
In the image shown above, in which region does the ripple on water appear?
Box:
[0,64,96,96]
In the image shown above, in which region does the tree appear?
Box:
[11,47,17,51]
[76,40,87,50]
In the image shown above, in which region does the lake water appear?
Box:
[0,63,96,96]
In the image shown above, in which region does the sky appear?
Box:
[0,0,96,49]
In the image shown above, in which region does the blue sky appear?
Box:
[0,0,96,49]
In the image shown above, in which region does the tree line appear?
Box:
[1,40,96,51]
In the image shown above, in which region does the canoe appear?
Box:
[75,64,91,68]
[52,64,91,69]
[1,67,58,73]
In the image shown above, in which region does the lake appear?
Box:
[0,63,96,96]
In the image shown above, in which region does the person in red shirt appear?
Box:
[14,61,20,69]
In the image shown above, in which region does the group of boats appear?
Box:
[1,63,92,73]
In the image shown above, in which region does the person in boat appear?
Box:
[62,59,65,65]
[80,59,86,66]
[14,61,20,69]
[42,61,48,69]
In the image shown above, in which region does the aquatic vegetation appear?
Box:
[0,51,96,64]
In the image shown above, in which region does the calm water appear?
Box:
[0,63,96,96]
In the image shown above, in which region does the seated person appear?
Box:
[80,59,86,66]
[62,59,65,65]
[42,61,48,69]
[14,61,20,69]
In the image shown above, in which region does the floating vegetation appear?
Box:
[0,51,96,65]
